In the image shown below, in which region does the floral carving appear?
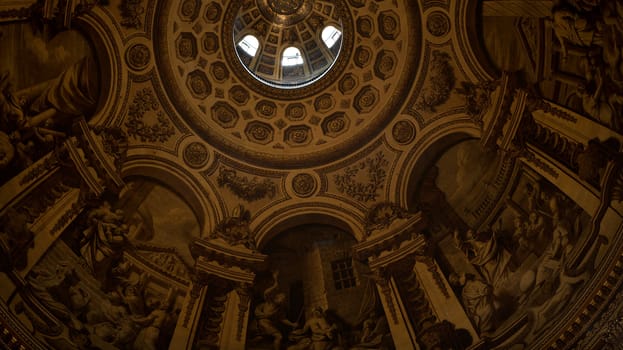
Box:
[456,80,499,125]
[426,11,450,37]
[292,173,316,197]
[416,51,455,112]
[211,205,256,249]
[183,142,209,168]
[365,202,410,235]
[217,167,276,202]
[392,120,416,144]
[125,43,151,70]
[334,152,389,202]
[94,126,129,172]
[125,88,175,143]
[119,0,145,29]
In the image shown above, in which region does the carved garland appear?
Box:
[334,152,388,202]
[216,167,276,202]
[119,0,145,29]
[415,50,456,113]
[125,88,175,143]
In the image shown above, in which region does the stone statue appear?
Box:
[79,201,129,280]
[132,289,175,350]
[449,272,496,334]
[252,270,299,350]
[350,311,391,350]
[454,228,513,291]
[288,307,338,350]
[0,56,99,170]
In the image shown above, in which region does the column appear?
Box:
[189,237,268,350]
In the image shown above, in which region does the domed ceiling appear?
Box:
[2,0,623,350]
[155,0,420,167]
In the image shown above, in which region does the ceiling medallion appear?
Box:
[259,0,313,24]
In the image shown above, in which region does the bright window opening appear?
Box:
[238,35,259,56]
[321,26,342,49]
[282,47,304,66]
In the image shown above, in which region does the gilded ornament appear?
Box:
[217,167,276,202]
[211,102,239,128]
[338,74,358,94]
[183,142,209,168]
[378,10,400,40]
[322,112,350,138]
[125,88,175,143]
[392,120,416,145]
[284,125,312,146]
[202,32,219,54]
[176,33,197,62]
[179,0,200,21]
[334,152,388,202]
[245,121,274,144]
[187,70,211,99]
[374,49,397,80]
[256,100,278,118]
[292,173,317,197]
[354,85,379,113]
[356,16,374,37]
[285,103,306,120]
[426,11,450,37]
[126,43,151,70]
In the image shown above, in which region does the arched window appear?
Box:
[282,47,304,66]
[237,35,259,56]
[321,26,342,49]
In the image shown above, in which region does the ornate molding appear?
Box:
[119,0,145,29]
[18,153,59,185]
[217,167,276,202]
[125,88,175,143]
[456,80,499,127]
[415,50,455,113]
[364,202,410,236]
[334,152,388,202]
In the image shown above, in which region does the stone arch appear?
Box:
[122,157,221,235]
[455,1,499,81]
[72,10,127,126]
[395,122,481,210]
[252,200,365,249]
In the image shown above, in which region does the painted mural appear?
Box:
[245,226,394,350]
[0,22,98,183]
[8,179,199,349]
[429,139,605,344]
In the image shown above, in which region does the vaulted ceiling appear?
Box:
[1,0,623,349]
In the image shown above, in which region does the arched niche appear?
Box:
[253,202,366,248]
[401,128,480,212]
[246,222,395,350]
[121,158,222,235]
[405,137,601,345]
